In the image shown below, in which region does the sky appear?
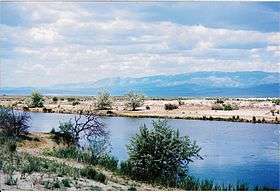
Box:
[0,2,279,87]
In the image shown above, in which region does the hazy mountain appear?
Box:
[1,71,279,97]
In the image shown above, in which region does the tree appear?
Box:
[125,91,144,111]
[126,119,201,186]
[57,112,108,150]
[0,107,30,137]
[96,90,113,110]
[26,91,44,108]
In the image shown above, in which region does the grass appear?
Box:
[43,146,96,164]
[0,137,107,187]
[42,146,277,191]
[43,147,118,171]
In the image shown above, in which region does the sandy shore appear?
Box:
[1,95,279,124]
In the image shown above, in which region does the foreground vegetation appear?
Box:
[0,105,277,190]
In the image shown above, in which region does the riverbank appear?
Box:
[0,132,166,191]
[1,95,279,124]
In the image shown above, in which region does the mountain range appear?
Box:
[1,71,279,97]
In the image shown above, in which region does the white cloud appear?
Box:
[1,3,280,87]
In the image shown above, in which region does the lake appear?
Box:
[28,112,279,189]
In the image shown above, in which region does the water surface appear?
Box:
[29,112,279,188]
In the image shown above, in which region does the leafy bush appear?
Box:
[80,166,97,180]
[26,91,44,108]
[164,103,178,110]
[272,99,280,105]
[212,103,239,111]
[252,116,256,123]
[97,155,118,171]
[96,90,113,110]
[67,98,75,102]
[0,107,30,137]
[215,99,224,104]
[125,91,144,111]
[61,178,71,188]
[145,105,150,110]
[126,119,201,186]
[95,172,106,183]
[223,104,233,111]
[72,101,80,106]
[52,97,58,103]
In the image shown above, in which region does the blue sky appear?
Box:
[0,2,279,87]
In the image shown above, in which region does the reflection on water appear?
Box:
[29,112,279,188]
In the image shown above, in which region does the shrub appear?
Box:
[128,186,137,191]
[164,103,178,110]
[119,160,133,176]
[97,155,118,171]
[0,107,30,137]
[52,97,58,103]
[252,116,256,123]
[126,119,201,186]
[215,99,224,104]
[72,101,80,106]
[177,99,184,106]
[61,178,71,188]
[223,104,233,111]
[26,91,44,108]
[146,105,150,110]
[67,98,75,102]
[125,91,145,111]
[95,172,106,183]
[272,99,280,105]
[96,90,113,110]
[80,166,97,180]
[212,103,239,111]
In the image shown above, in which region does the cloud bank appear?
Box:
[1,2,279,87]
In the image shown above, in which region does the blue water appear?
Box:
[28,112,280,189]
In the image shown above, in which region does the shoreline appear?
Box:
[1,95,279,124]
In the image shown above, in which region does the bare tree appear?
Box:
[0,107,30,137]
[58,111,108,149]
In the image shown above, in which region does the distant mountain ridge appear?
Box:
[1,71,280,97]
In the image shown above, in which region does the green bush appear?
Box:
[26,91,44,108]
[96,90,113,110]
[61,178,71,188]
[125,91,145,111]
[67,98,75,102]
[164,103,178,110]
[95,172,106,183]
[126,119,201,186]
[272,99,280,105]
[97,155,118,171]
[80,166,97,180]
[72,101,80,106]
[52,97,58,102]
